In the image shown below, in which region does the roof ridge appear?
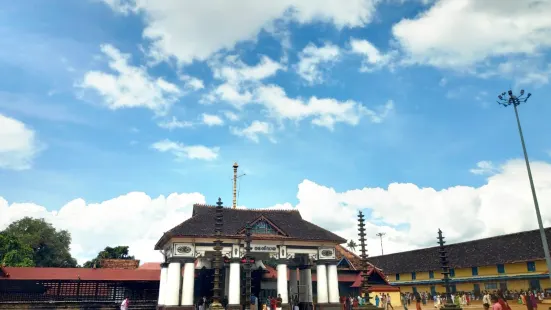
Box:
[370,227,551,258]
[193,204,300,213]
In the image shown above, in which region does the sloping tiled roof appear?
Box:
[0,267,159,281]
[368,227,551,274]
[155,204,346,249]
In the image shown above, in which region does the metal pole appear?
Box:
[512,103,551,283]
[376,233,385,255]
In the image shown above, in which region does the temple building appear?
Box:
[155,203,349,309]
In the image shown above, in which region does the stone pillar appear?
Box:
[299,266,313,304]
[165,261,182,306]
[228,259,241,308]
[316,263,329,304]
[157,262,169,306]
[224,267,230,298]
[289,267,298,302]
[327,263,340,304]
[181,259,195,307]
[277,260,289,306]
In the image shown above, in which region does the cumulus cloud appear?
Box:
[101,0,380,64]
[0,113,42,170]
[296,43,341,84]
[80,44,181,114]
[230,121,274,143]
[392,0,551,83]
[201,114,224,126]
[151,139,219,161]
[0,192,205,263]
[349,39,395,72]
[1,159,550,263]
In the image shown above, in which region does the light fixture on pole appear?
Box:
[375,233,386,256]
[496,89,551,284]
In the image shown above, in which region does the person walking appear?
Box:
[120,296,129,310]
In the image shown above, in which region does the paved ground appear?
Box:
[412,301,547,310]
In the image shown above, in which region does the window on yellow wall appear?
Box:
[497,264,505,274]
[396,274,400,281]
[527,261,536,272]
[485,283,498,290]
[429,271,434,279]
[412,272,416,280]
[472,267,478,276]
[449,268,455,277]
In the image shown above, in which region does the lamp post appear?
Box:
[375,233,385,255]
[497,90,551,284]
[357,211,377,310]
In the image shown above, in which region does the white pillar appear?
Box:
[316,264,329,304]
[327,264,340,303]
[165,262,182,306]
[299,267,313,303]
[181,260,195,306]
[277,263,289,304]
[228,261,241,305]
[157,263,168,305]
[289,267,298,301]
[224,267,230,298]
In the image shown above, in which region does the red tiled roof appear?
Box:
[0,267,159,281]
[138,262,163,270]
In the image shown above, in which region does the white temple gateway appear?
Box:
[154,202,347,310]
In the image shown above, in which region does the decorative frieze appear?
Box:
[317,247,336,260]
[172,243,195,257]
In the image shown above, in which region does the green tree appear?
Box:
[0,232,35,267]
[2,217,77,267]
[83,246,135,268]
[347,240,357,252]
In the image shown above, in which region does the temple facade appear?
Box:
[155,203,348,310]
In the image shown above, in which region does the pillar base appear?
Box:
[211,302,226,310]
[440,303,462,310]
[299,302,313,310]
[280,303,291,310]
[316,303,342,310]
[227,304,242,310]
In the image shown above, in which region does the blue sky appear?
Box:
[2,0,551,260]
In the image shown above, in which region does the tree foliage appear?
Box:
[83,246,135,268]
[0,232,35,267]
[347,240,357,252]
[1,217,77,267]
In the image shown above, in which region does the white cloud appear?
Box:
[470,160,499,175]
[439,77,447,87]
[254,85,392,130]
[296,43,341,84]
[180,75,205,91]
[151,139,219,161]
[0,113,41,170]
[2,159,550,263]
[350,38,395,72]
[231,121,274,143]
[0,192,205,264]
[392,0,551,71]
[206,55,284,107]
[223,111,240,122]
[201,114,224,126]
[80,44,181,114]
[157,116,193,130]
[276,159,551,255]
[102,0,380,65]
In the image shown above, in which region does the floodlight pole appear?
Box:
[497,90,551,284]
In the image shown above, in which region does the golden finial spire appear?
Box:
[232,162,238,209]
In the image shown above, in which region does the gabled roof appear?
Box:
[155,204,346,249]
[237,215,287,236]
[368,227,551,275]
[0,267,159,281]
